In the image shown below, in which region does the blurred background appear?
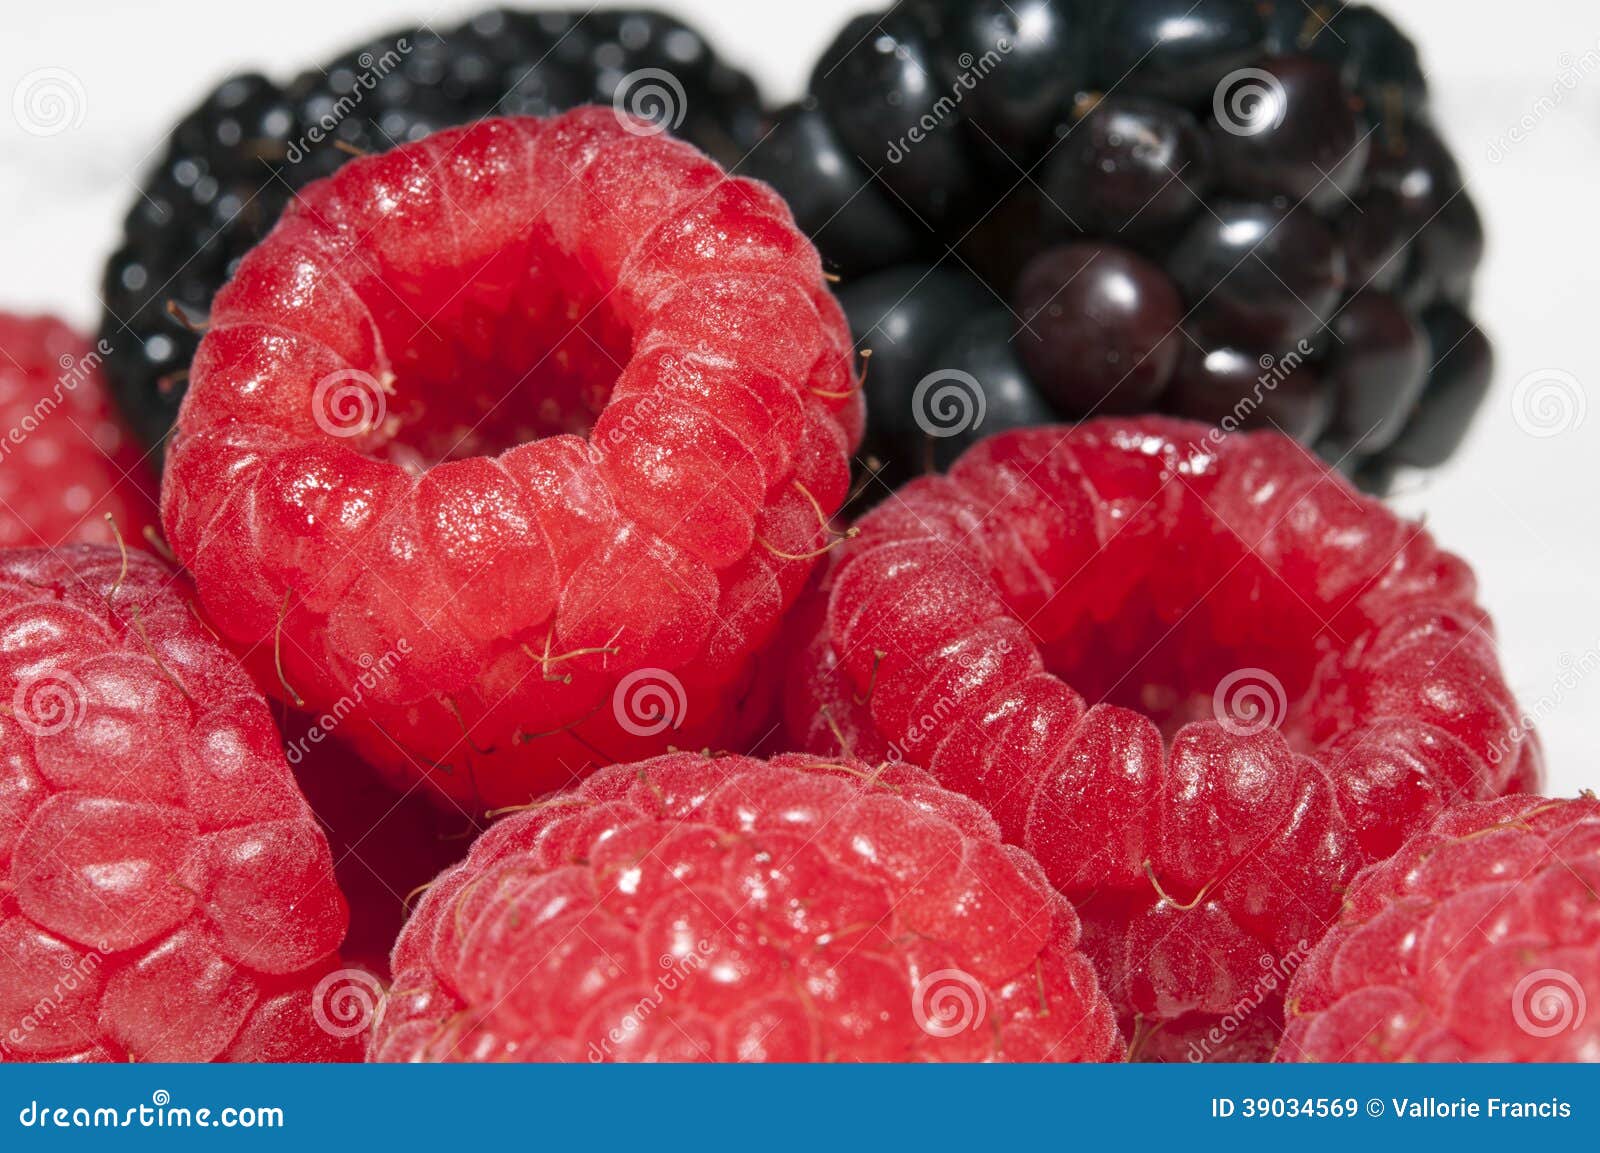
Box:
[1,0,1596,793]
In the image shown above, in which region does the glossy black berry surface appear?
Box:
[752,0,1490,498]
[100,7,762,455]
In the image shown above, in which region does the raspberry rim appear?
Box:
[785,418,1539,1048]
[161,111,861,810]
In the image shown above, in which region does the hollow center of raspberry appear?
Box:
[363,237,630,469]
[1038,580,1329,748]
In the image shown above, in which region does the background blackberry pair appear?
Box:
[101,1,1487,496]
[743,0,1489,495]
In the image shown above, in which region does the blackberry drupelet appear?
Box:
[100,7,762,456]
[745,0,1489,495]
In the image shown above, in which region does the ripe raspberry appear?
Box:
[1278,795,1600,1062]
[0,314,156,549]
[102,8,762,456]
[370,752,1122,1062]
[782,419,1539,1058]
[162,111,862,813]
[0,547,355,1062]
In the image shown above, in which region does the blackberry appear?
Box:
[744,0,1488,494]
[99,8,761,456]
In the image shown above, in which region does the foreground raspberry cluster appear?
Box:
[782,419,1539,1056]
[0,5,1588,1070]
[0,548,353,1062]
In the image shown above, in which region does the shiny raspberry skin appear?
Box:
[1279,795,1600,1062]
[0,547,353,1062]
[162,111,862,813]
[370,752,1122,1062]
[0,314,156,549]
[783,419,1538,1057]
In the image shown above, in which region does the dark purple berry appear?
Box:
[1208,55,1368,211]
[1168,200,1346,346]
[811,10,975,229]
[1320,291,1429,455]
[1388,303,1495,468]
[917,0,1092,160]
[928,309,1058,469]
[1404,190,1485,309]
[1337,189,1410,292]
[1042,97,1211,239]
[1270,2,1428,111]
[1016,243,1184,415]
[840,266,995,488]
[1165,344,1333,442]
[745,102,923,276]
[1097,0,1266,106]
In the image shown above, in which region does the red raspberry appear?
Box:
[370,752,1122,1062]
[0,314,156,549]
[782,419,1539,1059]
[0,547,356,1062]
[162,111,862,813]
[1279,795,1600,1062]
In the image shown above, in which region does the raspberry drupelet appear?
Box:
[782,418,1539,1059]
[370,752,1123,1062]
[1278,794,1600,1062]
[0,313,156,550]
[0,547,354,1062]
[161,110,863,813]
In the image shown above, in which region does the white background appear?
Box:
[1,1,1596,795]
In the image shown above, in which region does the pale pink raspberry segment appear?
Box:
[0,547,355,1062]
[1278,794,1600,1062]
[161,110,863,813]
[370,752,1123,1062]
[782,418,1539,1059]
[0,312,157,550]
